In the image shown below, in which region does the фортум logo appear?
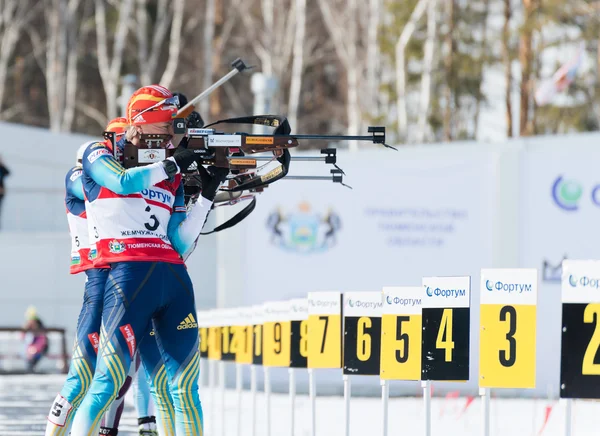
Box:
[552,176,583,211]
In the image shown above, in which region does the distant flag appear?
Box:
[534,42,584,106]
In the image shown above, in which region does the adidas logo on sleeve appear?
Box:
[178,313,198,330]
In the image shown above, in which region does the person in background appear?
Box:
[0,155,10,229]
[22,306,49,373]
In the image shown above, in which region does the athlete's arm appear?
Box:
[65,167,85,201]
[81,142,174,195]
[167,182,213,257]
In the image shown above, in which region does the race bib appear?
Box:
[47,394,72,427]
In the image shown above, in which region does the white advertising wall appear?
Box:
[241,147,499,304]
[518,133,600,398]
[228,145,509,396]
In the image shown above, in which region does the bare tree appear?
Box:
[202,0,240,119]
[159,0,185,88]
[134,0,170,87]
[503,0,513,137]
[519,0,537,136]
[239,0,296,113]
[95,0,134,120]
[442,0,455,141]
[28,0,88,132]
[395,0,428,140]
[200,0,216,116]
[415,0,437,143]
[316,0,363,143]
[288,0,307,129]
[473,0,490,137]
[133,0,186,95]
[366,0,381,120]
[0,0,39,118]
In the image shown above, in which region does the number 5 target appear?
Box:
[380,287,422,381]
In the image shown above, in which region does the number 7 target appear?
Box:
[308,292,342,369]
[479,269,537,389]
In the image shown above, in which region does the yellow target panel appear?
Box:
[234,306,254,364]
[479,269,537,389]
[307,292,342,369]
[262,301,292,367]
[380,287,423,381]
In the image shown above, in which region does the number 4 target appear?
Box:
[421,276,471,381]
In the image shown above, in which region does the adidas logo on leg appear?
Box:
[177,313,198,330]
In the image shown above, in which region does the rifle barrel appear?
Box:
[230,156,327,162]
[284,176,335,181]
[248,134,374,141]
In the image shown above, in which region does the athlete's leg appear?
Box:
[137,331,175,436]
[99,351,137,435]
[44,268,108,436]
[153,263,204,436]
[70,262,160,435]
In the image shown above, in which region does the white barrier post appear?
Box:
[565,399,573,436]
[308,368,316,436]
[481,387,490,436]
[236,363,243,436]
[381,379,389,436]
[343,374,351,436]
[251,364,257,436]
[422,380,431,436]
[264,366,272,436]
[219,361,226,435]
[199,358,206,388]
[289,368,296,436]
[209,359,217,435]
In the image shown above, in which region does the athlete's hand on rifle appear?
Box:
[163,148,198,177]
[197,165,229,201]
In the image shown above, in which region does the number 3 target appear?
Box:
[479,268,537,389]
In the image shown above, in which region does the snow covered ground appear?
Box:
[2,373,600,436]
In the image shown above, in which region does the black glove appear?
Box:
[162,148,197,178]
[197,165,229,201]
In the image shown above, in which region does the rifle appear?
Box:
[175,115,394,234]
[109,58,396,234]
